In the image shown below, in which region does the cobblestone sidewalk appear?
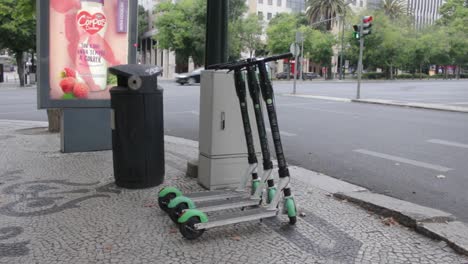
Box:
[0,120,467,264]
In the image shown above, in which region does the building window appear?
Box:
[258,11,264,20]
[267,12,272,20]
[258,0,263,4]
[277,0,282,6]
[268,0,273,5]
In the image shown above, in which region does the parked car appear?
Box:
[302,72,319,80]
[276,71,293,79]
[175,68,204,85]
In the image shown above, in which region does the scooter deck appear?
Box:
[194,207,278,230]
[185,190,245,203]
[195,196,261,213]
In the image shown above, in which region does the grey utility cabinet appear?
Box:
[198,70,261,190]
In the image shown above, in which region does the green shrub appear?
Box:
[429,74,445,79]
[362,72,385,79]
[395,73,414,79]
[396,73,428,79]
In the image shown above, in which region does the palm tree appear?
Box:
[305,0,348,31]
[381,0,408,20]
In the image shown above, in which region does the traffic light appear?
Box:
[362,16,373,36]
[353,25,360,40]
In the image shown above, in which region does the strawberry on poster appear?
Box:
[50,0,129,100]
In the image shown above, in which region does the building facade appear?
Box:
[139,0,176,79]
[407,0,446,29]
[249,0,305,22]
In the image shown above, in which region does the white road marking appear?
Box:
[282,94,351,102]
[265,128,297,137]
[428,139,468,149]
[0,110,38,115]
[353,149,453,172]
[294,106,359,117]
[452,102,468,105]
[166,110,199,116]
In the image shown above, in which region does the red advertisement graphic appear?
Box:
[49,0,129,100]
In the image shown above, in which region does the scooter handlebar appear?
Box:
[262,53,293,63]
[206,61,238,70]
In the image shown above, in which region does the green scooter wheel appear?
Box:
[179,216,205,240]
[285,194,297,225]
[169,202,189,223]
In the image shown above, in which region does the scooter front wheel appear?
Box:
[179,216,205,240]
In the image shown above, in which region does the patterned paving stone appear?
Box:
[0,120,467,263]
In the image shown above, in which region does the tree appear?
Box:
[154,0,206,66]
[0,0,36,87]
[266,13,307,54]
[437,0,468,78]
[266,13,335,76]
[230,14,263,58]
[305,0,348,30]
[154,0,248,67]
[300,26,335,68]
[380,0,408,20]
[138,5,149,39]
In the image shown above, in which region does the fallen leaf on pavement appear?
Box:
[103,244,112,252]
[169,228,178,234]
[382,217,398,226]
[231,235,241,241]
[143,202,157,208]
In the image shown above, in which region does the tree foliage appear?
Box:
[154,0,251,66]
[266,13,335,67]
[381,0,409,20]
[344,0,468,79]
[229,14,263,58]
[138,5,149,38]
[0,0,36,86]
[305,0,349,30]
[154,0,206,66]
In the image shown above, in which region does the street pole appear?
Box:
[340,11,345,80]
[204,0,228,67]
[357,20,364,100]
[293,52,298,94]
[300,37,304,81]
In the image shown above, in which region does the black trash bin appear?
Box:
[109,64,165,189]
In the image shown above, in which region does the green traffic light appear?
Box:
[353,32,360,40]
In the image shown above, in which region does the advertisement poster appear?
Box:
[49,0,130,101]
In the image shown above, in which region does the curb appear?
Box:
[333,192,468,256]
[352,99,468,113]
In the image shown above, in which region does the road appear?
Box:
[1,79,468,222]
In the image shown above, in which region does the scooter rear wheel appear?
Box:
[169,202,189,223]
[180,216,205,240]
[158,193,176,212]
[289,216,297,225]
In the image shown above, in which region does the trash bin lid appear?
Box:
[109,64,163,93]
[109,64,162,79]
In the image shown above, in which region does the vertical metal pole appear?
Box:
[340,12,345,80]
[205,0,228,67]
[293,52,298,94]
[357,20,364,100]
[300,38,304,81]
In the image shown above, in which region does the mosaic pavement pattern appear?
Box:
[0,120,467,263]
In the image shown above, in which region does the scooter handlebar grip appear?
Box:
[263,53,293,62]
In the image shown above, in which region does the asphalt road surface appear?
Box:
[1,79,468,222]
